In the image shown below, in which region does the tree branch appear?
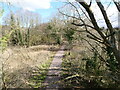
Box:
[89,0,92,7]
[71,22,95,29]
[76,0,107,44]
[113,0,120,12]
[87,34,103,44]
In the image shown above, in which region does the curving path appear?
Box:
[43,45,65,89]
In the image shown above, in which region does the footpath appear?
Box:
[43,45,65,89]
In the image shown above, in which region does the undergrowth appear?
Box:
[61,50,120,88]
[28,48,58,88]
[29,56,53,88]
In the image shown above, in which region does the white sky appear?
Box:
[91,1,118,27]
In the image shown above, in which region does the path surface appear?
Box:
[43,45,65,89]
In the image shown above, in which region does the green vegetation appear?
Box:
[28,46,60,88]
[2,14,66,47]
[61,44,120,88]
[1,0,120,88]
[29,56,53,88]
[0,9,8,52]
[64,28,74,44]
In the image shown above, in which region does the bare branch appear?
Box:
[76,0,107,43]
[71,22,95,29]
[70,27,86,32]
[87,34,103,44]
[106,1,112,11]
[96,0,116,46]
[105,31,116,39]
[78,5,92,22]
[89,0,92,7]
[58,9,79,20]
[79,36,108,65]
[113,0,120,12]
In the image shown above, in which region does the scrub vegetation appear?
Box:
[0,0,120,88]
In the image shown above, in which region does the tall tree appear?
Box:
[74,0,120,65]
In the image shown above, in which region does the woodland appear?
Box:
[0,0,120,88]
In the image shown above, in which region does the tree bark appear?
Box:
[96,0,116,47]
[77,1,106,40]
[96,0,120,64]
[76,0,120,65]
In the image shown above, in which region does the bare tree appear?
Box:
[61,0,120,65]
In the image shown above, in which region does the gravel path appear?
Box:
[43,45,65,89]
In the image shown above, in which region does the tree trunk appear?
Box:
[76,0,120,65]
[118,30,120,50]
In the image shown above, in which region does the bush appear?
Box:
[64,28,74,44]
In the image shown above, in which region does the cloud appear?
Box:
[2,0,51,11]
[51,0,75,2]
[1,0,118,27]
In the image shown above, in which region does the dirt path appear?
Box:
[43,45,65,89]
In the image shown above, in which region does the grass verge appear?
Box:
[28,49,59,88]
[28,56,53,88]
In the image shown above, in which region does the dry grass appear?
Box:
[1,45,59,88]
